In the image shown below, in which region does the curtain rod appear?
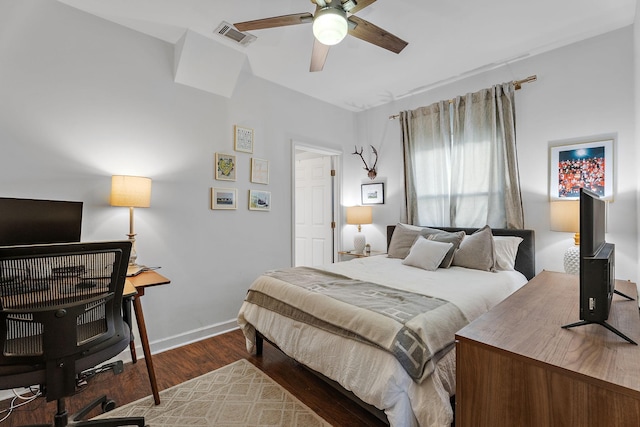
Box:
[388,75,537,120]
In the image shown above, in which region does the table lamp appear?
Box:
[550,200,580,274]
[110,175,152,269]
[346,206,372,254]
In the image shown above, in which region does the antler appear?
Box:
[352,146,370,171]
[352,145,378,180]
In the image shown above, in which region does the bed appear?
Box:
[237,224,535,427]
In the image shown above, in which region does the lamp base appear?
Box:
[354,233,366,255]
[564,245,580,275]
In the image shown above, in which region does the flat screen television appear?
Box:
[0,197,83,246]
[562,188,635,344]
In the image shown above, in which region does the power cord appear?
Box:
[77,361,124,387]
[0,387,42,423]
[0,361,125,423]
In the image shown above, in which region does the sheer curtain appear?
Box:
[401,82,524,229]
[400,101,451,225]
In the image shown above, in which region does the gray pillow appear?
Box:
[424,230,465,268]
[452,225,496,272]
[401,236,453,271]
[387,224,465,269]
[387,224,423,258]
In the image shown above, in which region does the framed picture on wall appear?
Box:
[549,139,614,200]
[215,152,236,181]
[249,190,271,211]
[234,125,254,153]
[361,182,384,205]
[250,158,269,184]
[211,187,237,210]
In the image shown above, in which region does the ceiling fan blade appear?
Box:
[347,15,408,54]
[234,13,313,32]
[347,0,377,15]
[310,39,331,72]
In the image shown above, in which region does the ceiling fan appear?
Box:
[234,0,408,72]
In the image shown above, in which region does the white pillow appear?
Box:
[493,236,524,271]
[402,236,453,271]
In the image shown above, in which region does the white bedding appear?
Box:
[238,256,527,427]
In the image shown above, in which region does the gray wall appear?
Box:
[347,26,638,285]
[0,1,355,351]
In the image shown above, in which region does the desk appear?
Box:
[455,271,640,426]
[124,270,170,405]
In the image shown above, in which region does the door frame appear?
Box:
[291,140,342,267]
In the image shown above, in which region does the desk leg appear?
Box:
[132,294,161,405]
[122,296,137,363]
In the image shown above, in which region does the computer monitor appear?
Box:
[0,197,83,246]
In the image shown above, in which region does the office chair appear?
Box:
[0,241,145,426]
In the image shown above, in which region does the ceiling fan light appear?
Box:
[313,7,348,46]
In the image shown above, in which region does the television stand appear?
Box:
[561,319,638,345]
[456,271,640,426]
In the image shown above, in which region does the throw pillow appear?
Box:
[424,230,465,268]
[493,236,524,271]
[452,225,496,272]
[387,223,457,259]
[402,236,453,271]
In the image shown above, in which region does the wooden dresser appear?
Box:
[455,270,640,427]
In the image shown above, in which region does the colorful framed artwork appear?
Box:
[234,125,254,153]
[250,158,269,184]
[361,182,384,205]
[549,139,614,200]
[215,152,236,181]
[211,187,237,210]
[249,190,271,211]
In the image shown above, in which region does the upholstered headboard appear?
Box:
[386,225,536,280]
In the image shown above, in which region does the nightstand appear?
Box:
[338,250,385,261]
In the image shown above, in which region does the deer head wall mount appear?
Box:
[352,145,378,180]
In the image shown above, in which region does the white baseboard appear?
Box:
[0,319,239,403]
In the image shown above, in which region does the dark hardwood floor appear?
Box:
[1,329,387,426]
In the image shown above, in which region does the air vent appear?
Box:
[214,21,256,47]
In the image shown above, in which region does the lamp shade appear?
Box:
[110,175,152,208]
[550,201,579,233]
[346,206,372,225]
[312,7,348,46]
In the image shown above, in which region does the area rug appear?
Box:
[95,359,331,426]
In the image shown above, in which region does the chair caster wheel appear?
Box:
[102,398,117,412]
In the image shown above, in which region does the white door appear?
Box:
[294,153,335,267]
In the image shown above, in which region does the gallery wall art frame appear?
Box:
[250,157,269,184]
[549,138,614,201]
[211,187,237,210]
[361,182,384,205]
[234,125,254,153]
[249,189,271,211]
[215,152,236,181]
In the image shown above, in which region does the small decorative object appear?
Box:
[361,182,384,205]
[211,187,237,210]
[249,190,271,211]
[549,138,614,200]
[346,206,372,254]
[250,158,269,184]
[234,125,254,153]
[352,145,378,180]
[550,201,580,274]
[365,244,371,256]
[215,153,236,181]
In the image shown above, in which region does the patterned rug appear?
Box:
[95,359,331,426]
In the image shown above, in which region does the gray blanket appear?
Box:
[244,266,469,382]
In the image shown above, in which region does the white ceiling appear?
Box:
[58,0,637,112]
